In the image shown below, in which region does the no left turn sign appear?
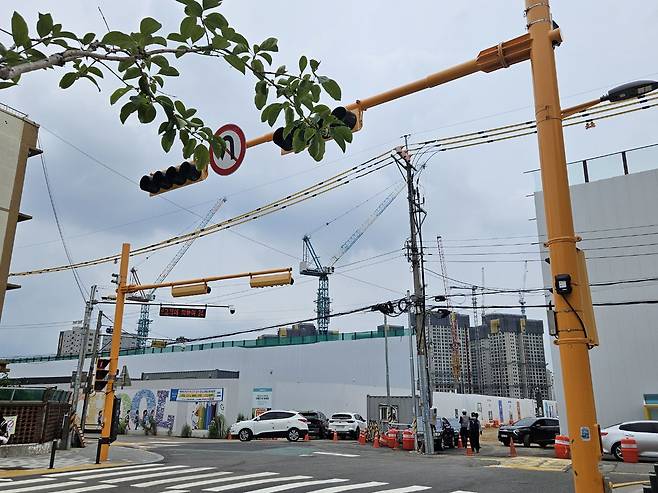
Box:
[209,123,246,176]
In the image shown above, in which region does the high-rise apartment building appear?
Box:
[469,313,548,399]
[426,311,472,393]
[57,323,95,357]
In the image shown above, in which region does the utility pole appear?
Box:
[394,146,434,455]
[406,290,418,427]
[526,1,603,490]
[383,313,391,423]
[80,310,103,432]
[66,284,97,449]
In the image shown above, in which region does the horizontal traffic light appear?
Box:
[94,358,111,392]
[139,161,208,196]
[171,283,211,298]
[250,271,294,288]
[273,106,363,154]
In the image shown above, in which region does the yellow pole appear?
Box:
[99,242,130,461]
[525,1,603,491]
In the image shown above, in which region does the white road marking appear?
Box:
[306,482,389,493]
[166,472,278,490]
[0,478,54,486]
[0,479,13,482]
[62,465,186,481]
[0,480,83,493]
[312,452,360,458]
[450,491,477,493]
[45,464,163,477]
[203,475,312,492]
[134,471,231,488]
[244,478,349,493]
[104,467,214,484]
[52,485,117,493]
[373,487,432,493]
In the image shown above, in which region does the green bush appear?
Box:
[208,420,219,439]
[118,418,127,435]
[181,424,192,438]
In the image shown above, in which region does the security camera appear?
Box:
[229,306,236,315]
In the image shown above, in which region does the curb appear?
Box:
[0,461,131,479]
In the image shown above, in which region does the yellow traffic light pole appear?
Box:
[99,241,292,461]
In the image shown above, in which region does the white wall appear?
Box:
[535,167,658,432]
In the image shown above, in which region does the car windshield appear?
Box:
[301,412,318,418]
[513,418,536,427]
[331,414,352,420]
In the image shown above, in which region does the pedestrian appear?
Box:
[469,412,481,454]
[125,410,131,431]
[133,411,140,430]
[97,410,104,430]
[458,409,469,448]
[141,410,149,431]
[0,414,10,445]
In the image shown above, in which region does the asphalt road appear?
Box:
[0,436,582,493]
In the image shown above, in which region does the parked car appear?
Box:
[498,417,559,448]
[300,411,330,439]
[601,420,658,461]
[229,410,309,442]
[442,417,460,448]
[328,412,366,439]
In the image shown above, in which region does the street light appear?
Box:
[562,79,658,118]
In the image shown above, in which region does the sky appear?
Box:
[1,0,657,358]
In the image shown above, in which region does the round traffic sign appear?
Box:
[209,123,246,176]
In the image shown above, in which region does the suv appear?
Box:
[300,411,330,439]
[498,417,560,448]
[229,410,309,442]
[328,412,366,439]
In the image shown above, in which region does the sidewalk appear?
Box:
[0,440,162,477]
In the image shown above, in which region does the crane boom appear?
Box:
[519,259,529,316]
[135,197,227,347]
[437,236,462,392]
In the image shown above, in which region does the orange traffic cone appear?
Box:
[373,433,380,448]
[304,433,310,441]
[333,431,338,442]
[509,439,517,457]
[457,435,463,448]
[227,432,232,441]
[466,445,473,456]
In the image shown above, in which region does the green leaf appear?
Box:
[57,31,78,40]
[202,0,221,9]
[59,72,77,89]
[298,55,307,73]
[26,48,47,60]
[255,80,267,95]
[174,100,186,115]
[150,55,169,68]
[180,16,197,39]
[86,66,103,78]
[261,102,283,125]
[259,52,272,65]
[193,143,209,168]
[140,17,162,36]
[254,92,267,110]
[310,84,321,102]
[138,103,157,123]
[81,74,101,92]
[120,101,138,123]
[321,78,341,100]
[183,137,197,158]
[150,36,167,46]
[110,86,131,105]
[205,13,228,30]
[184,1,203,17]
[292,127,307,153]
[251,58,264,75]
[224,54,245,74]
[332,124,353,144]
[102,31,133,48]
[275,65,286,77]
[190,25,205,42]
[285,106,294,125]
[50,39,70,49]
[11,12,30,48]
[158,66,180,77]
[167,32,187,43]
[310,59,320,72]
[123,67,142,80]
[211,35,229,49]
[161,129,176,152]
[308,133,325,161]
[81,32,95,45]
[0,81,17,90]
[260,37,278,52]
[36,13,53,38]
[232,43,249,55]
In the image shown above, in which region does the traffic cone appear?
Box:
[509,439,517,458]
[466,444,473,456]
[373,433,380,448]
[227,432,232,441]
[457,435,463,448]
[333,431,338,442]
[304,433,310,441]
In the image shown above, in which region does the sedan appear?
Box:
[601,420,658,461]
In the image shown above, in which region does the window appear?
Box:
[620,422,656,433]
[258,412,276,421]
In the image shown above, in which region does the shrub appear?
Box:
[208,420,219,439]
[181,424,192,438]
[118,418,127,435]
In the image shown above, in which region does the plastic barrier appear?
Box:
[554,435,570,459]
[402,428,415,451]
[388,428,398,449]
[621,437,639,463]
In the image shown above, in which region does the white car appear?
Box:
[328,412,366,439]
[229,410,309,442]
[601,420,658,460]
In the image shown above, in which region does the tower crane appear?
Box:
[300,181,406,333]
[519,260,529,316]
[134,197,226,347]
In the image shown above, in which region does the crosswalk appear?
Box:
[0,464,437,493]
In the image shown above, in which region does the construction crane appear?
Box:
[519,260,529,316]
[300,181,406,333]
[134,197,227,347]
[436,236,465,393]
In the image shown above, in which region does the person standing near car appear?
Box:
[459,409,469,448]
[0,414,10,445]
[469,412,481,453]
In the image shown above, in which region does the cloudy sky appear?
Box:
[1,0,657,358]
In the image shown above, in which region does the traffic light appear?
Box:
[250,271,294,288]
[273,106,363,154]
[94,358,111,392]
[171,283,211,298]
[139,161,208,196]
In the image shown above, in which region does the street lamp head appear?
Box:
[602,80,658,102]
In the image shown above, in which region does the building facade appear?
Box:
[426,311,471,393]
[470,313,548,400]
[57,324,95,357]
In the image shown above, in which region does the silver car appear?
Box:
[601,420,658,460]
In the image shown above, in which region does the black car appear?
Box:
[444,417,460,448]
[498,417,560,448]
[300,411,330,439]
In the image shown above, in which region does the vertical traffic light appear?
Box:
[94,358,111,392]
[139,161,208,196]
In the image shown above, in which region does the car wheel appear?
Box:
[287,428,300,442]
[501,438,510,447]
[611,443,623,461]
[523,434,531,448]
[238,429,252,442]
